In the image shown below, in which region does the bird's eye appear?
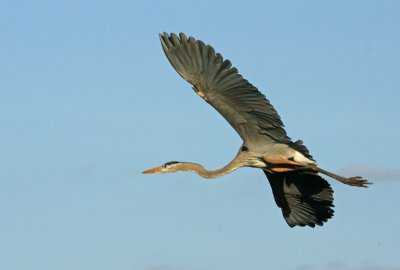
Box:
[162,164,168,168]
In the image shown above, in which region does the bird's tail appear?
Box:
[264,170,334,227]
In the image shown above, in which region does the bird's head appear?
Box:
[142,161,182,174]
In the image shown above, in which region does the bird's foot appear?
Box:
[344,176,372,188]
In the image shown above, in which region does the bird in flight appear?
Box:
[143,32,371,227]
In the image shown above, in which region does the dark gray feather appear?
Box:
[264,170,334,227]
[160,32,302,152]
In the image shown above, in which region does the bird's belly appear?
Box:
[292,150,316,165]
[261,143,316,166]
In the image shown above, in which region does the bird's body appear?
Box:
[143,33,371,227]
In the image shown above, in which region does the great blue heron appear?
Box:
[143,32,371,227]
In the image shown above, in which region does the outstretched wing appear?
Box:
[264,170,334,227]
[159,32,294,149]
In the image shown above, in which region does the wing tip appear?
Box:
[159,32,190,48]
[265,170,335,228]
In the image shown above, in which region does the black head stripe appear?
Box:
[164,161,180,166]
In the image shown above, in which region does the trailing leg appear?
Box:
[310,166,372,188]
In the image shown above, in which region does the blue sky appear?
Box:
[1,0,400,269]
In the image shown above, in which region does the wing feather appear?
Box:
[160,32,309,155]
[264,170,334,227]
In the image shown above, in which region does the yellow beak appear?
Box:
[142,166,163,174]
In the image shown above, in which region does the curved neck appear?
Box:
[172,151,263,179]
[175,160,241,179]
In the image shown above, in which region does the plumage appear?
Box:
[143,32,371,228]
[264,170,334,227]
[160,32,292,150]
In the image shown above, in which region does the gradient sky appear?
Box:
[1,1,400,270]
